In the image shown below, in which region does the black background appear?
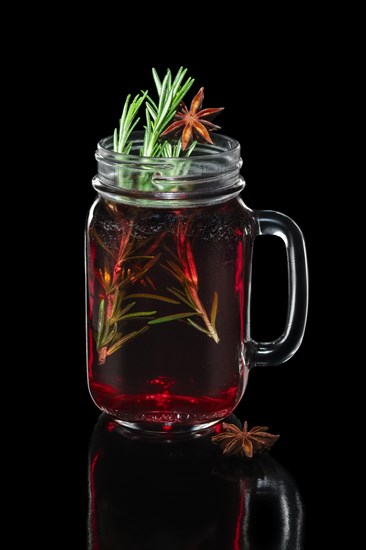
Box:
[28,17,337,547]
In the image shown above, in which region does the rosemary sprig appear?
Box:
[106,326,150,357]
[112,67,223,162]
[161,259,220,343]
[158,139,197,158]
[95,261,159,364]
[93,224,163,364]
[140,67,194,157]
[93,223,191,363]
[113,91,148,154]
[156,220,220,343]
[112,69,196,191]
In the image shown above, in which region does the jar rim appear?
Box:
[93,131,244,207]
[96,131,241,164]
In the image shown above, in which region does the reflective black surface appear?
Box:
[88,414,304,549]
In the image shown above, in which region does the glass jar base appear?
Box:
[106,409,230,435]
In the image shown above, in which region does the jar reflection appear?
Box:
[88,414,304,549]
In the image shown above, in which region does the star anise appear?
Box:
[212,421,280,458]
[160,87,224,151]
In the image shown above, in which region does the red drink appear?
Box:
[86,198,254,431]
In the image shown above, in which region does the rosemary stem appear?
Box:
[190,287,220,343]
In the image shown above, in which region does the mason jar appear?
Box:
[86,132,308,432]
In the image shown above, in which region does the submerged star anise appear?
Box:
[160,87,224,151]
[212,421,280,458]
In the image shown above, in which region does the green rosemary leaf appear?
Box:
[121,302,136,314]
[173,141,182,157]
[127,293,180,304]
[125,142,133,154]
[167,287,194,308]
[111,301,136,323]
[119,310,157,320]
[165,260,187,281]
[148,312,199,325]
[96,299,105,349]
[171,66,187,97]
[166,287,186,299]
[158,70,171,109]
[152,68,162,95]
[159,141,171,157]
[144,93,158,112]
[119,276,129,289]
[145,102,157,121]
[128,116,141,135]
[115,91,148,154]
[142,108,152,155]
[101,323,117,347]
[89,229,117,261]
[107,326,150,355]
[130,254,160,283]
[185,140,197,157]
[123,255,155,261]
[157,140,184,158]
[111,292,122,319]
[210,291,219,328]
[187,318,211,336]
[161,263,180,281]
[119,94,131,136]
[145,107,152,133]
[102,316,111,345]
[183,284,198,307]
[158,89,173,131]
[172,77,194,111]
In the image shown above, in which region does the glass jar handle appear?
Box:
[252,210,308,366]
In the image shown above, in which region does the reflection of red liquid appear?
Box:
[90,380,239,426]
[87,199,254,429]
[234,480,246,549]
[89,448,101,550]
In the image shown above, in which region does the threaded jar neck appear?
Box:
[93,131,244,207]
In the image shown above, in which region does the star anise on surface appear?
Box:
[212,421,280,458]
[160,87,224,151]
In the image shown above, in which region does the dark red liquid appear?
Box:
[86,198,255,430]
